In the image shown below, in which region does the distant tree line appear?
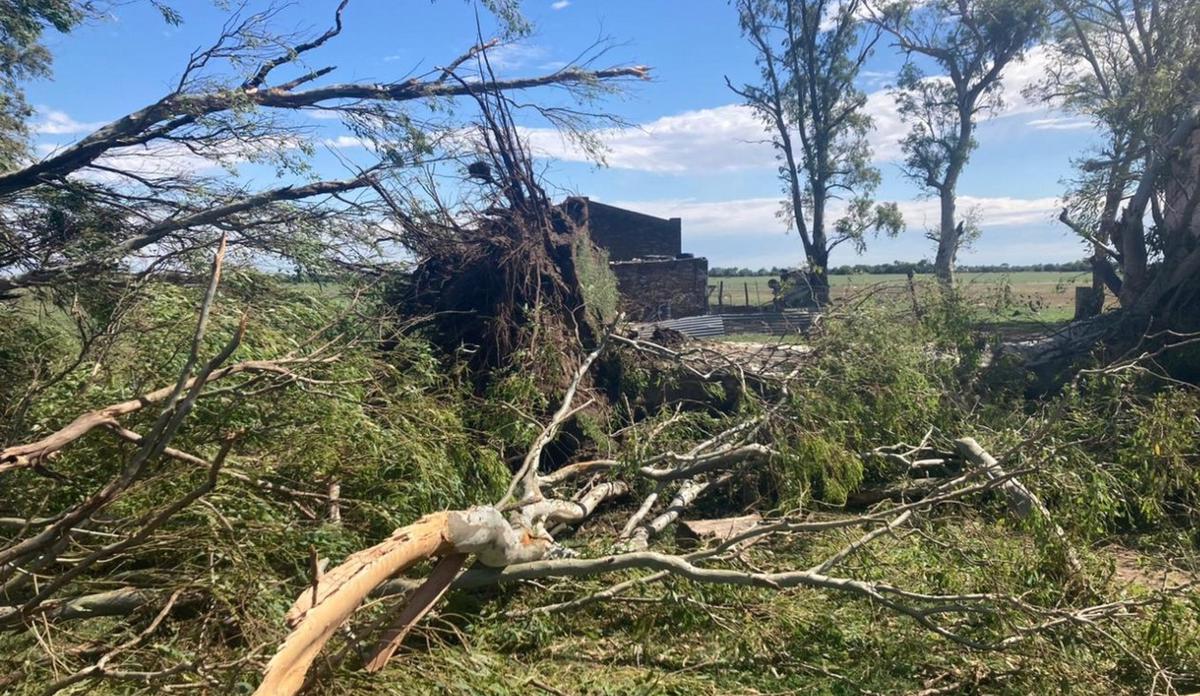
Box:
[709,259,1091,277]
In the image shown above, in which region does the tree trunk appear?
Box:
[1074,286,1103,320]
[934,188,958,286]
[808,244,831,306]
[259,507,556,696]
[1124,127,1200,320]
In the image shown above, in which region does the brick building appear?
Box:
[563,197,708,320]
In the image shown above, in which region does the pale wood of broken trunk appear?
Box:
[676,514,762,546]
[954,437,1084,580]
[257,513,453,696]
[259,507,555,696]
[363,552,468,672]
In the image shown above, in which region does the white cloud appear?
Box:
[817,0,894,31]
[528,45,1066,175]
[484,42,550,71]
[605,194,1059,239]
[82,143,222,182]
[32,109,104,135]
[862,89,907,162]
[523,104,774,172]
[862,45,1061,162]
[52,135,303,184]
[323,135,368,149]
[1026,116,1094,131]
[601,194,1072,266]
[306,109,345,120]
[986,45,1056,118]
[609,196,781,236]
[551,0,570,9]
[898,195,1060,230]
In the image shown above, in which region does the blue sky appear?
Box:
[25,0,1100,268]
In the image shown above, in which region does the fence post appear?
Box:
[718,280,724,310]
[1074,286,1102,319]
[744,282,750,306]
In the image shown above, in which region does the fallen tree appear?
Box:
[258,366,1177,693]
[4,246,1196,692]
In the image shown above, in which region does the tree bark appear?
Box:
[0,358,319,474]
[955,438,1083,580]
[935,177,960,286]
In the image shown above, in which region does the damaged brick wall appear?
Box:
[562,196,708,320]
[611,257,709,320]
[563,198,681,261]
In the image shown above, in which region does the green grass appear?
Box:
[709,271,1097,322]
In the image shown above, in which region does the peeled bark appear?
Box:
[676,514,762,547]
[620,475,730,551]
[639,443,774,481]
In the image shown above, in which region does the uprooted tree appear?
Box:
[0,0,645,302]
[392,73,619,392]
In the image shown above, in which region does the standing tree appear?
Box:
[1045,0,1200,319]
[872,0,1048,285]
[731,0,901,305]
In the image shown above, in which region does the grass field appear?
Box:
[709,271,1095,321]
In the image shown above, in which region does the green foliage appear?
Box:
[771,431,864,505]
[3,270,1199,694]
[771,362,941,505]
[0,299,76,427]
[791,307,951,437]
[0,277,510,687]
[1021,375,1200,537]
[1118,389,1200,523]
[1046,0,1200,282]
[571,226,620,327]
[0,0,85,169]
[474,366,551,451]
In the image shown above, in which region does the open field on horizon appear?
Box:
[709,271,1095,320]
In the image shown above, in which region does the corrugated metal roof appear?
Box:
[652,315,725,337]
[644,311,817,338]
